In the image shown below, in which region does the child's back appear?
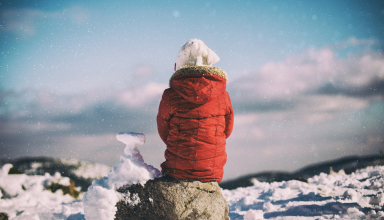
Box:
[157,39,234,183]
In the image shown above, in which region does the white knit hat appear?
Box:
[175,39,220,71]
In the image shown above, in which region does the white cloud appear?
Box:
[300,95,369,112]
[1,82,167,117]
[0,81,167,166]
[230,41,384,101]
[117,82,167,108]
[333,37,379,49]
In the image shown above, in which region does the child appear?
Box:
[157,39,234,183]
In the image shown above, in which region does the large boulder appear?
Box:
[115,176,229,220]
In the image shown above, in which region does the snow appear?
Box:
[1,133,383,219]
[223,166,384,219]
[59,158,111,180]
[82,132,161,220]
[244,209,264,220]
[0,164,81,219]
[120,192,141,206]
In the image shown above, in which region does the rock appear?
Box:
[0,187,12,199]
[0,212,8,220]
[115,176,229,220]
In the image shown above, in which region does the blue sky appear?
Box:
[1,0,384,180]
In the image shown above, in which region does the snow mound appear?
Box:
[83,132,161,220]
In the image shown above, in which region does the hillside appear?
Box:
[0,156,110,192]
[2,154,383,193]
[220,154,384,190]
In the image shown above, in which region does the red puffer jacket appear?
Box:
[157,66,234,183]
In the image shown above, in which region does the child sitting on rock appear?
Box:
[157,39,234,183]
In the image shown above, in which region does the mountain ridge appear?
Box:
[1,154,383,191]
[0,156,111,192]
[219,154,384,189]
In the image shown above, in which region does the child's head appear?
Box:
[175,39,220,71]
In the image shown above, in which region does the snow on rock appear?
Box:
[223,165,384,219]
[111,132,161,188]
[83,132,161,220]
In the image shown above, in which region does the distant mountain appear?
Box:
[219,154,384,190]
[0,156,111,192]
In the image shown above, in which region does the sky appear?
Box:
[1,0,384,181]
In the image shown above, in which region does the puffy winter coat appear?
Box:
[157,66,234,183]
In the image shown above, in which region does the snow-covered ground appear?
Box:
[59,158,111,180]
[0,164,84,219]
[224,166,384,219]
[1,133,383,219]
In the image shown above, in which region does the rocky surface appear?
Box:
[115,176,229,220]
[0,212,8,220]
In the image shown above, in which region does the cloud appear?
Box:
[0,82,167,163]
[118,82,167,108]
[229,47,338,99]
[1,38,383,180]
[1,82,166,115]
[332,37,380,50]
[0,6,90,37]
[316,79,384,97]
[223,99,383,179]
[228,38,384,111]
[222,39,384,179]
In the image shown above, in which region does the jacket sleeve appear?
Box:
[157,89,172,144]
[224,92,234,138]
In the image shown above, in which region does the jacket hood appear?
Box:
[169,66,228,104]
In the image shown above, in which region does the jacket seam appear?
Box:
[195,104,199,170]
[213,96,220,176]
[167,90,172,141]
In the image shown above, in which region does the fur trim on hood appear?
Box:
[169,66,228,87]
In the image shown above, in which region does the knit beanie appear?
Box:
[175,39,220,71]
